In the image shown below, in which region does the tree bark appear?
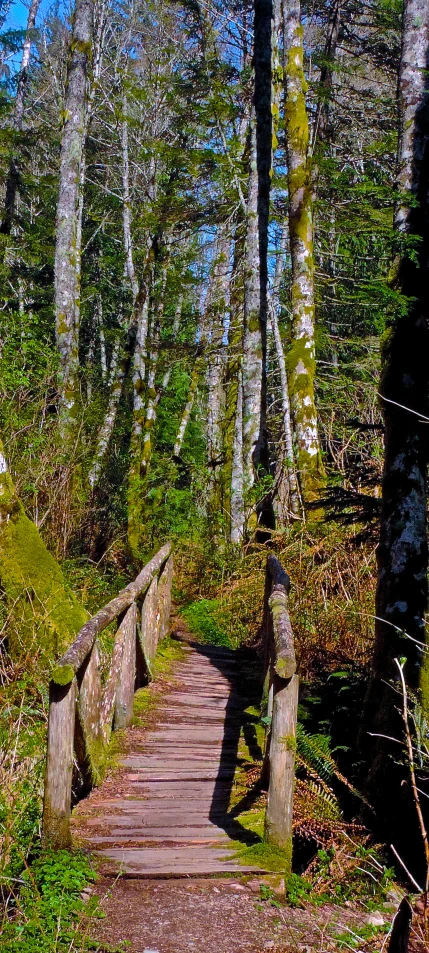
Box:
[206,234,230,498]
[230,366,245,542]
[54,0,93,425]
[174,366,199,458]
[360,0,429,877]
[282,0,325,503]
[242,114,262,503]
[269,226,300,518]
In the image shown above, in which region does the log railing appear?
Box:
[262,554,298,858]
[42,542,173,850]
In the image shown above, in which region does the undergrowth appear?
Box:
[181,597,247,648]
[0,850,101,952]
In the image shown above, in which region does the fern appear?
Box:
[296,725,335,783]
[296,725,366,804]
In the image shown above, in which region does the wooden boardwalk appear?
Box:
[73,636,263,877]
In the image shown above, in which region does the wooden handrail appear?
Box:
[262,554,298,868]
[42,544,173,850]
[52,543,172,685]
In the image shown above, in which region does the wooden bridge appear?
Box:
[43,544,298,879]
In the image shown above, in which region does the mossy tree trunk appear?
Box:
[223,223,245,541]
[0,441,87,657]
[253,0,275,536]
[230,366,244,543]
[282,0,325,504]
[241,114,262,515]
[360,0,429,876]
[54,0,94,430]
[206,232,230,516]
[241,0,275,536]
[269,224,300,519]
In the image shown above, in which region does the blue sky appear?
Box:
[4,0,52,30]
[2,0,66,74]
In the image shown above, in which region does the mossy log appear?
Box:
[52,542,171,685]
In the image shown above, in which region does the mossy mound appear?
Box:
[0,470,87,657]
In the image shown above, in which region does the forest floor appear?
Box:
[73,617,402,953]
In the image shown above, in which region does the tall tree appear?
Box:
[282,0,325,503]
[361,0,429,874]
[54,0,93,427]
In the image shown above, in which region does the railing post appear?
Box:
[263,554,298,876]
[114,602,137,729]
[264,672,299,863]
[42,678,77,849]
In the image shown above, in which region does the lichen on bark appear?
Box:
[282,2,325,504]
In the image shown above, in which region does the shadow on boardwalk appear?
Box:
[173,635,264,847]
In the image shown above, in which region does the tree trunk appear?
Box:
[242,114,262,507]
[206,234,230,502]
[54,0,93,425]
[140,266,168,478]
[222,224,245,541]
[269,226,300,518]
[360,0,429,879]
[282,0,325,503]
[230,367,245,543]
[174,366,199,458]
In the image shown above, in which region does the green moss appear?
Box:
[229,825,292,875]
[281,734,297,753]
[152,635,186,676]
[419,651,429,720]
[52,663,75,685]
[0,491,88,658]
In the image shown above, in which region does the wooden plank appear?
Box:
[114,603,137,729]
[140,574,158,668]
[42,678,77,849]
[82,810,229,824]
[156,553,173,643]
[76,640,104,784]
[100,619,127,742]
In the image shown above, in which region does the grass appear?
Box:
[181,597,247,648]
